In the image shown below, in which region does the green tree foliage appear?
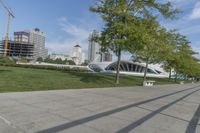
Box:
[162,31,184,81]
[90,0,179,84]
[0,56,15,65]
[36,57,43,62]
[131,19,173,83]
[43,57,76,65]
[68,60,76,65]
[174,44,199,82]
[162,32,200,82]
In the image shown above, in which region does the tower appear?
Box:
[72,45,84,65]
[88,31,102,63]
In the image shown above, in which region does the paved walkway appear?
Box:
[0,84,200,133]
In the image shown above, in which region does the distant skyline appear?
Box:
[0,0,199,58]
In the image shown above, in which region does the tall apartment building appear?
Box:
[103,53,112,62]
[0,28,48,61]
[88,31,102,63]
[14,31,29,43]
[25,28,48,60]
[88,31,112,63]
[14,28,48,60]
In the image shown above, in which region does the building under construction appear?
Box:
[0,28,48,61]
[0,1,48,61]
[0,40,34,61]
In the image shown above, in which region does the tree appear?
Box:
[90,0,179,84]
[185,58,200,81]
[131,19,173,83]
[162,31,183,81]
[162,45,175,81]
[174,43,199,82]
[68,60,76,65]
[162,32,199,82]
[81,60,89,66]
[37,57,43,63]
[0,56,15,65]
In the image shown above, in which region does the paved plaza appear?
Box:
[0,84,200,133]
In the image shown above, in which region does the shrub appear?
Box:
[1,63,90,72]
[0,56,15,65]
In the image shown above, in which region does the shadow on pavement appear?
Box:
[36,85,200,133]
[116,88,200,133]
[185,104,200,133]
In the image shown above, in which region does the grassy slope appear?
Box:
[0,66,180,92]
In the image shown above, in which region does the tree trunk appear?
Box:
[143,59,149,84]
[115,49,121,84]
[175,72,178,83]
[168,68,172,81]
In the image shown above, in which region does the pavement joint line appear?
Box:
[79,89,168,101]
[1,99,69,121]
[136,106,191,123]
[181,100,200,105]
[116,87,200,133]
[13,98,97,122]
[13,95,98,110]
[85,85,197,99]
[185,104,200,133]
[36,85,200,133]
[0,113,25,133]
[0,114,12,126]
[79,91,132,101]
[81,123,108,133]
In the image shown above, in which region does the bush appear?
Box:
[1,63,90,72]
[0,56,15,65]
[0,56,88,72]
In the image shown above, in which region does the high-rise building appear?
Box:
[103,53,112,62]
[0,40,34,61]
[88,31,112,63]
[88,31,102,63]
[71,45,85,65]
[25,28,48,60]
[0,28,48,61]
[14,31,29,43]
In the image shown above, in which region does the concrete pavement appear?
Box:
[0,84,200,133]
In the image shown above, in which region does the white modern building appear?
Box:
[49,45,85,65]
[71,45,85,65]
[88,60,169,78]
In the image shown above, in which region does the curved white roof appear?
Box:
[89,60,169,78]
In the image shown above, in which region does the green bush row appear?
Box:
[1,64,90,72]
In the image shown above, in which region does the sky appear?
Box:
[0,0,200,59]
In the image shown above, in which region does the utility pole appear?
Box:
[0,0,15,57]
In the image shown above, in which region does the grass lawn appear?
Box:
[0,65,183,92]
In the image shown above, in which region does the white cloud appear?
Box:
[190,2,200,20]
[167,0,196,8]
[59,17,90,40]
[46,17,100,55]
[192,46,200,58]
[47,39,75,55]
[180,24,200,35]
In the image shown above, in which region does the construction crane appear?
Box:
[0,0,15,57]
